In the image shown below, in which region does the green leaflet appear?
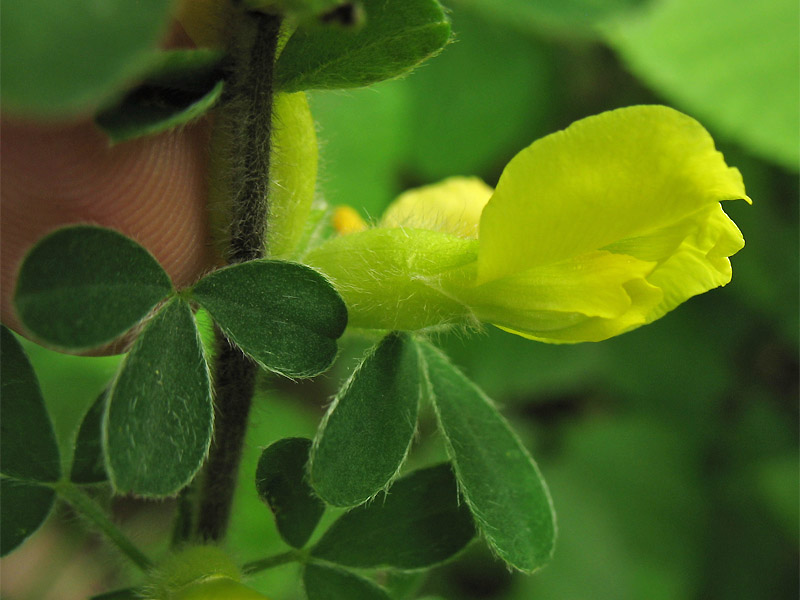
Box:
[190,260,347,378]
[104,299,213,497]
[275,0,451,92]
[14,226,173,351]
[0,478,56,556]
[310,464,475,569]
[70,391,108,484]
[1,0,173,118]
[255,438,325,548]
[96,49,226,144]
[417,340,556,573]
[0,326,60,556]
[303,563,391,600]
[0,327,61,483]
[309,332,420,507]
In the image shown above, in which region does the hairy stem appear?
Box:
[56,482,153,571]
[195,7,281,542]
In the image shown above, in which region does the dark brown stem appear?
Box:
[195,8,281,542]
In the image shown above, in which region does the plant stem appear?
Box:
[56,481,153,572]
[241,550,302,576]
[195,7,281,542]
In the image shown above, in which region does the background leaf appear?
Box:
[0,326,61,482]
[303,563,391,600]
[14,225,173,351]
[0,0,174,118]
[454,0,647,37]
[255,437,325,548]
[104,298,212,497]
[275,0,451,92]
[70,391,108,484]
[419,340,556,573]
[191,260,347,378]
[96,49,226,143]
[310,464,475,569]
[0,478,56,556]
[309,332,420,506]
[604,0,800,170]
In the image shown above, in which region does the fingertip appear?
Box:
[1,117,219,348]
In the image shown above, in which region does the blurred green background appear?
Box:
[4,0,797,598]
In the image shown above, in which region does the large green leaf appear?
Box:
[309,332,420,507]
[275,0,451,92]
[455,0,646,36]
[605,0,799,170]
[0,477,56,556]
[418,340,556,573]
[0,326,61,482]
[14,225,174,351]
[96,49,226,144]
[303,563,391,600]
[255,437,325,548]
[104,298,213,497]
[1,0,174,118]
[70,391,108,484]
[191,260,347,378]
[310,464,475,569]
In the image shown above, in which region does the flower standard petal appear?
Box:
[477,105,749,284]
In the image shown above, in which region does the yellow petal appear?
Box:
[478,105,749,284]
[332,205,368,235]
[460,251,663,342]
[380,177,493,239]
[643,203,744,322]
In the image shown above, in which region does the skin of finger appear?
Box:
[0,117,220,347]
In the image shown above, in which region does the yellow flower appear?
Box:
[305,105,750,343]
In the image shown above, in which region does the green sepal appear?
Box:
[255,437,325,548]
[418,340,556,573]
[14,225,173,352]
[191,260,347,378]
[70,390,108,484]
[96,49,226,144]
[303,563,391,600]
[275,0,451,92]
[104,298,213,497]
[310,464,475,569]
[0,477,56,556]
[309,332,420,507]
[0,326,61,483]
[1,0,174,118]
